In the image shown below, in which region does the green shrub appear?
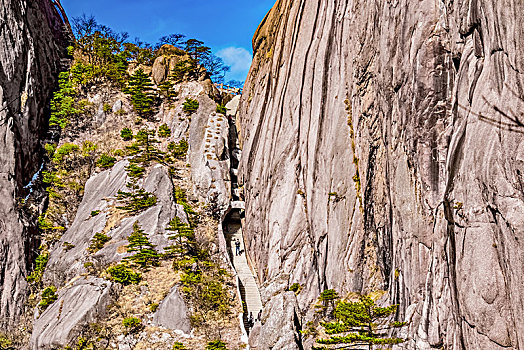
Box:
[206,340,227,350]
[122,317,142,333]
[168,139,189,159]
[88,232,111,253]
[52,143,80,164]
[90,210,101,216]
[149,303,159,312]
[63,242,75,251]
[182,98,199,114]
[121,127,133,141]
[106,264,141,285]
[172,342,187,350]
[103,103,112,113]
[216,104,227,115]
[39,286,58,311]
[27,252,49,283]
[49,71,80,129]
[158,123,171,138]
[116,108,127,116]
[96,153,117,169]
[289,283,302,294]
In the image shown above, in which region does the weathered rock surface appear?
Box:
[0,0,68,330]
[152,285,191,333]
[44,161,187,286]
[238,0,524,348]
[30,277,115,350]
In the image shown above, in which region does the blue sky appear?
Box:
[61,0,275,82]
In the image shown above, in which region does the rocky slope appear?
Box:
[0,0,69,331]
[238,0,524,348]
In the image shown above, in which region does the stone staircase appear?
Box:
[225,221,263,333]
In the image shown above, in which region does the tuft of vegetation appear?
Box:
[313,293,407,350]
[158,123,171,138]
[216,104,227,115]
[103,103,112,113]
[172,342,188,350]
[96,153,117,169]
[106,264,141,285]
[124,221,160,269]
[26,252,49,283]
[182,98,199,114]
[149,302,159,312]
[120,127,133,141]
[63,242,75,251]
[206,340,228,350]
[122,317,142,334]
[0,333,13,349]
[39,286,58,311]
[90,210,101,216]
[289,283,302,294]
[168,139,189,159]
[88,232,111,253]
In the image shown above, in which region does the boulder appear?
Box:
[152,285,191,333]
[30,277,115,350]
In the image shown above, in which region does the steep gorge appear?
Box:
[0,0,69,330]
[238,0,524,349]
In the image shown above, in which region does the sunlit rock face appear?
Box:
[0,0,68,330]
[238,0,524,348]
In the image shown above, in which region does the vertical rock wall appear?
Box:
[238,0,524,348]
[0,0,68,330]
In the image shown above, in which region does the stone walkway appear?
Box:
[224,221,263,332]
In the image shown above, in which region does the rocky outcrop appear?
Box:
[152,285,191,333]
[44,161,187,287]
[0,0,68,330]
[238,0,524,348]
[30,277,115,350]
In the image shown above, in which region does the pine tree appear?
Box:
[126,128,164,164]
[165,217,197,260]
[314,294,407,350]
[124,221,159,269]
[125,68,155,117]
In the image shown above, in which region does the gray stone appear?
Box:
[250,291,301,350]
[0,0,69,329]
[152,285,191,333]
[238,0,524,348]
[30,277,115,350]
[112,99,123,113]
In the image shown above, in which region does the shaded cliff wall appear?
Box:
[0,0,68,329]
[238,0,524,348]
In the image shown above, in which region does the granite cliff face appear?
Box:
[238,0,524,348]
[0,0,68,330]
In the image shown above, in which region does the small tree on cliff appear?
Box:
[314,294,407,350]
[125,68,155,117]
[124,221,160,269]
